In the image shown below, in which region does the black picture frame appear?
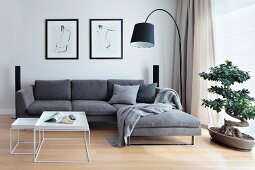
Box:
[90,19,123,59]
[45,19,79,60]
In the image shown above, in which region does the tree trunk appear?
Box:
[219,110,249,138]
[224,119,249,127]
[224,110,249,128]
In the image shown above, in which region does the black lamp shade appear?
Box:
[130,23,154,48]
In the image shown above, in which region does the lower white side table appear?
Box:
[10,118,39,155]
[33,111,90,163]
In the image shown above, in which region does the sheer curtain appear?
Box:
[191,0,217,126]
[173,0,217,126]
[212,0,255,137]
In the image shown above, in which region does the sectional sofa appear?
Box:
[16,79,201,144]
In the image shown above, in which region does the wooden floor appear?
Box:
[1,115,255,170]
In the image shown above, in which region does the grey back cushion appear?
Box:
[72,80,108,100]
[136,83,157,103]
[107,79,144,100]
[108,84,140,105]
[34,80,71,100]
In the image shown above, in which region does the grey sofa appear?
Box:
[16,79,143,123]
[16,79,201,144]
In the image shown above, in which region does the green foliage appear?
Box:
[199,60,251,87]
[199,60,255,121]
[225,96,255,120]
[202,98,225,113]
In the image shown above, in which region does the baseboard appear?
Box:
[0,109,15,116]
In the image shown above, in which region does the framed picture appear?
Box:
[90,19,123,59]
[45,19,79,60]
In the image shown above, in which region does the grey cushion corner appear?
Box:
[34,80,71,100]
[108,84,140,105]
[107,79,144,99]
[136,83,157,103]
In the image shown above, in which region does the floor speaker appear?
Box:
[15,66,21,92]
[153,65,159,87]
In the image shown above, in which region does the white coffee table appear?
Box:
[10,118,40,155]
[33,111,90,163]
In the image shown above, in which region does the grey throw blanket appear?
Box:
[108,88,182,147]
[154,88,183,110]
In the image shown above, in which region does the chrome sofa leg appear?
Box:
[191,136,195,145]
[128,136,131,146]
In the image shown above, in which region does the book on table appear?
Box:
[45,112,74,124]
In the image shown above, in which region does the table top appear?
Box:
[11,118,39,129]
[35,111,89,131]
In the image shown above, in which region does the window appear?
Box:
[213,0,255,137]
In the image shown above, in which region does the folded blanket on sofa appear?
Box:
[108,88,182,147]
[154,88,183,110]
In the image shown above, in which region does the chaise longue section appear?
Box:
[129,109,201,145]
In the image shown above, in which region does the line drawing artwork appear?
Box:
[96,24,116,51]
[46,19,78,59]
[55,25,71,53]
[90,19,122,59]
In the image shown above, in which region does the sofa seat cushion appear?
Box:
[112,104,132,110]
[72,100,117,115]
[135,109,200,128]
[28,100,72,115]
[112,103,146,110]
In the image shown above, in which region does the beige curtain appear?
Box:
[191,0,218,126]
[172,0,194,113]
[173,0,218,126]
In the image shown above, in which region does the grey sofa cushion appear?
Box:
[135,109,200,128]
[72,80,108,100]
[87,115,117,124]
[136,83,157,103]
[112,103,146,110]
[28,100,72,115]
[108,84,140,105]
[72,100,117,115]
[107,79,144,99]
[34,80,71,100]
[112,104,132,110]
[131,127,201,136]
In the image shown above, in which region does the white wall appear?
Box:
[0,0,177,113]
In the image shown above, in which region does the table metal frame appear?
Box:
[10,128,40,155]
[33,129,90,163]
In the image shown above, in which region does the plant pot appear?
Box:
[208,127,255,150]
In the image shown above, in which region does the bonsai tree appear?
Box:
[199,60,255,139]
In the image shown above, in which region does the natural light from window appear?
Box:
[213,0,255,137]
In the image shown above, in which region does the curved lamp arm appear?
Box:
[145,8,182,49]
[130,8,183,98]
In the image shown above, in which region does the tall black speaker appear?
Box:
[153,65,159,87]
[15,66,21,92]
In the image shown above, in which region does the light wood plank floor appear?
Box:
[1,115,255,170]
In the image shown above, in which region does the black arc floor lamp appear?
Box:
[130,8,182,97]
